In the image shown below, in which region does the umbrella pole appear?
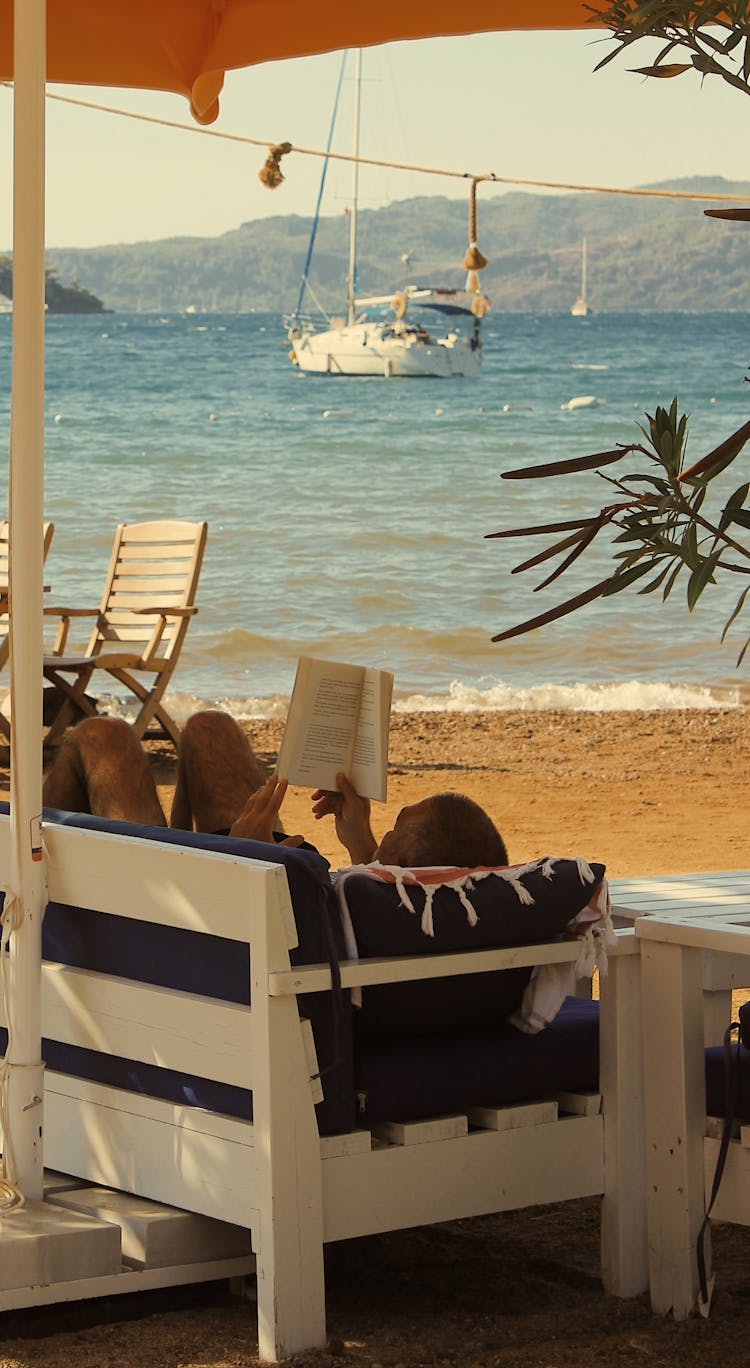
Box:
[5,0,47,1202]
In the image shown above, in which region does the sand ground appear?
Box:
[0,707,748,1367]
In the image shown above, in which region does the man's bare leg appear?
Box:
[42,716,166,825]
[171,710,273,833]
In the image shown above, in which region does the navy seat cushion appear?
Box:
[342,858,606,1041]
[705,1041,750,1119]
[355,996,600,1125]
[39,809,355,1135]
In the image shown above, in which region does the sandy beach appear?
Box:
[149,705,748,879]
[0,705,748,1367]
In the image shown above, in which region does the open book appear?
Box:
[276,656,394,802]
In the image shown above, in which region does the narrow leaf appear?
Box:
[511,528,589,576]
[728,508,750,530]
[484,517,600,540]
[501,447,630,480]
[638,562,673,595]
[721,584,750,643]
[679,417,750,480]
[533,518,606,591]
[681,522,700,571]
[686,550,721,611]
[704,208,750,220]
[491,578,613,642]
[737,635,750,668]
[628,62,692,76]
[662,559,684,601]
[601,562,653,596]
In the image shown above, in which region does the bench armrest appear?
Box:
[269,928,637,996]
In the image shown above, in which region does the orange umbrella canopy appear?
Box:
[0,0,593,123]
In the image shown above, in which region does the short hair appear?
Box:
[406,792,508,868]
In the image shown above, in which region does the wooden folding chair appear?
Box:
[43,519,207,750]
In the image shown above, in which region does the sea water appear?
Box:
[0,309,747,717]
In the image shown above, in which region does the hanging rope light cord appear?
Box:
[9,86,750,207]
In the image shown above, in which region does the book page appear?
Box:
[351,666,394,802]
[276,657,365,793]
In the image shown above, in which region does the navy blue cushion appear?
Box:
[342,859,606,1041]
[705,1040,750,1119]
[355,996,600,1125]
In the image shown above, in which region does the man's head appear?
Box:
[375,792,508,869]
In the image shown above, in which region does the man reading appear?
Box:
[43,713,508,870]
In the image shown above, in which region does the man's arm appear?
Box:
[311,771,377,864]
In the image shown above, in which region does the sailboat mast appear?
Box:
[581,236,587,304]
[347,48,362,327]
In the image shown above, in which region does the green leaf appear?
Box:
[510,528,592,577]
[718,482,750,533]
[686,549,722,611]
[728,508,750,530]
[485,517,602,540]
[681,522,700,570]
[638,562,673,594]
[602,562,653,596]
[501,448,629,480]
[491,577,614,643]
[662,559,684,601]
[619,473,670,493]
[533,518,607,591]
[737,635,750,669]
[721,584,750,642]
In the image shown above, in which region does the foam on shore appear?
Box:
[27,676,738,726]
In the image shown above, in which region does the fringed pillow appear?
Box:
[332,856,611,1041]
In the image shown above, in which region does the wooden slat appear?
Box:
[48,1187,252,1266]
[46,1071,256,1145]
[44,1078,258,1229]
[42,821,295,949]
[467,1101,558,1131]
[703,1137,750,1225]
[372,1115,468,1146]
[112,558,195,574]
[637,916,750,956]
[0,1253,254,1311]
[118,521,204,545]
[270,931,638,996]
[23,963,254,1089]
[321,1117,603,1243]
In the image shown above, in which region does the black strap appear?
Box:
[308,902,345,1085]
[697,1020,741,1306]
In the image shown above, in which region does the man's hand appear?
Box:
[229,775,291,843]
[311,772,377,863]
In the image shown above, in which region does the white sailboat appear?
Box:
[571,236,590,317]
[287,50,485,378]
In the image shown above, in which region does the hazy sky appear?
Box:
[1,29,746,249]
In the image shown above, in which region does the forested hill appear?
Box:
[0,255,106,313]
[46,176,750,314]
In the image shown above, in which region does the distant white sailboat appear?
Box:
[287,50,485,378]
[571,237,591,318]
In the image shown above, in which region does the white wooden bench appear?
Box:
[0,816,649,1361]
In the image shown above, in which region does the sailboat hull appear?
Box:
[290,321,481,378]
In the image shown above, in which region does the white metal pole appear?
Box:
[5,0,47,1201]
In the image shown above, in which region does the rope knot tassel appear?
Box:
[258,141,293,189]
[463,177,488,278]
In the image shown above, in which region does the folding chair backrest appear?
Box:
[87,520,207,662]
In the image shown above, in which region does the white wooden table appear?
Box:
[627,872,750,1318]
[611,870,750,1045]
